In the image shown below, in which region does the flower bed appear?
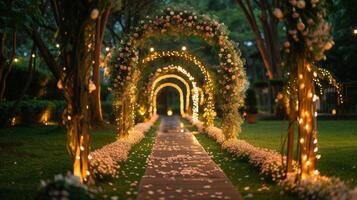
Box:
[37,172,96,199]
[90,115,158,179]
[184,115,356,200]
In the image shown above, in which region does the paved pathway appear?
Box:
[137,116,242,200]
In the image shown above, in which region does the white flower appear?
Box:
[297,0,306,9]
[90,9,99,20]
[273,8,284,19]
[297,22,305,31]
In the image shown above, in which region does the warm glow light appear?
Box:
[300,138,304,143]
[331,109,337,115]
[167,109,173,116]
[31,54,36,58]
[316,154,321,159]
[353,28,357,35]
[149,47,155,52]
[56,43,60,48]
[181,46,187,51]
[105,47,110,52]
[14,58,18,62]
[314,147,318,152]
[313,138,318,144]
[153,83,185,116]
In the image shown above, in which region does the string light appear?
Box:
[149,47,155,52]
[56,44,60,48]
[142,51,215,125]
[153,82,185,116]
[181,46,187,51]
[14,58,18,62]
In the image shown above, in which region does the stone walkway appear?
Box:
[137,116,242,200]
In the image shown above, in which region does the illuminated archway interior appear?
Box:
[153,82,185,116]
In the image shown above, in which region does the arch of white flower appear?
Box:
[110,7,248,139]
[146,65,200,121]
[153,82,185,116]
[151,74,191,113]
[141,50,215,125]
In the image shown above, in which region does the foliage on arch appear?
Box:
[110,7,248,139]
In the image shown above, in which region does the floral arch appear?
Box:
[151,74,192,113]
[141,51,215,125]
[145,65,200,120]
[110,7,248,139]
[153,82,185,116]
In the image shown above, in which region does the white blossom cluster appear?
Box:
[280,173,353,200]
[38,172,95,199]
[90,115,158,179]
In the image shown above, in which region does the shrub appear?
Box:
[36,173,96,200]
[0,100,66,125]
[244,88,258,114]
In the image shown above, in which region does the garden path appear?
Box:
[136,116,242,200]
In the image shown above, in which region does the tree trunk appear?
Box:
[0,32,16,100]
[297,57,318,178]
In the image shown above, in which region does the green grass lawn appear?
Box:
[215,119,357,187]
[0,124,117,200]
[96,120,160,199]
[182,119,296,199]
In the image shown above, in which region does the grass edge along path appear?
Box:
[181,118,297,200]
[97,119,161,199]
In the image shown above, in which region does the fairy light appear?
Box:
[14,58,18,62]
[67,115,72,120]
[105,47,110,52]
[142,51,215,125]
[153,82,185,116]
[306,160,311,166]
[300,138,304,143]
[149,47,155,52]
[80,146,85,151]
[88,155,92,160]
[314,147,318,152]
[148,65,200,118]
[31,54,36,58]
[313,138,318,144]
[56,43,60,48]
[316,154,321,159]
[181,46,187,51]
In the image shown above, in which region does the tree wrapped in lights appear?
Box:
[276,0,334,178]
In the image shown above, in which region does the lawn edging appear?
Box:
[183,115,357,200]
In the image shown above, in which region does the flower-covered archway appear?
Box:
[143,65,200,120]
[151,74,191,113]
[111,7,248,139]
[153,82,185,116]
[141,51,215,125]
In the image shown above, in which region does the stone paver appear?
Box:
[136,116,242,200]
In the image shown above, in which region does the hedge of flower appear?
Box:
[184,115,357,200]
[37,172,96,199]
[89,115,158,179]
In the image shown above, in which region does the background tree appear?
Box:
[235,0,282,79]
